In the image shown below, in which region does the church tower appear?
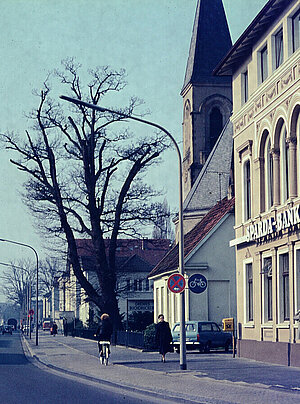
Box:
[182,0,232,198]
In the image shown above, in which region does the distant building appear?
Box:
[149,197,236,327]
[60,238,170,327]
[215,0,300,366]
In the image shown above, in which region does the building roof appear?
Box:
[148,197,235,278]
[214,0,292,76]
[75,238,171,272]
[183,118,233,217]
[182,0,232,92]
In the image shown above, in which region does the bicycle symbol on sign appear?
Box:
[189,278,207,289]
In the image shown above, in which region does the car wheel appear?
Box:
[204,341,211,353]
[225,340,231,352]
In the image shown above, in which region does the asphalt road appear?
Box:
[0,332,176,404]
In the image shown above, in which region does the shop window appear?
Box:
[260,45,268,83]
[244,160,251,220]
[279,253,289,322]
[296,250,300,313]
[262,257,272,322]
[275,28,284,69]
[245,263,253,322]
[292,9,300,53]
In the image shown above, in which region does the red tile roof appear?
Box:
[75,238,171,268]
[148,197,235,278]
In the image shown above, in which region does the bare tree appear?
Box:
[152,198,175,241]
[1,58,169,329]
[39,257,63,295]
[0,259,35,308]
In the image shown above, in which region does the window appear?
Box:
[244,160,251,220]
[242,70,248,104]
[296,250,300,315]
[292,10,300,53]
[260,45,268,82]
[246,263,253,322]
[133,279,138,291]
[211,323,221,332]
[275,28,283,68]
[280,125,289,202]
[262,257,272,322]
[201,323,212,332]
[209,107,223,151]
[279,253,289,322]
[138,279,143,292]
[265,138,274,209]
[145,279,150,291]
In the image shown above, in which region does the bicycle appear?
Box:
[98,340,110,366]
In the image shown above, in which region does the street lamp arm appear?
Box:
[60,95,182,158]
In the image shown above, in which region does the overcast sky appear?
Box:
[0,0,267,301]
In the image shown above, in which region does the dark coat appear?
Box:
[96,318,113,341]
[155,321,173,355]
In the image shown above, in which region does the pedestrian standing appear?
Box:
[155,314,173,363]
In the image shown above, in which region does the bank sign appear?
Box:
[246,203,300,242]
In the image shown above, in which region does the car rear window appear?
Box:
[200,323,212,332]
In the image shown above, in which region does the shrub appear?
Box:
[144,323,157,350]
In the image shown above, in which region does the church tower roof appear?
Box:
[182,0,232,93]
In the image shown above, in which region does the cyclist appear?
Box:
[95,313,113,360]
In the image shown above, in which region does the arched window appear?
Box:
[244,160,251,221]
[265,137,273,210]
[209,107,223,152]
[183,100,191,159]
[280,124,289,203]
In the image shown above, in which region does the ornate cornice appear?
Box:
[233,60,299,136]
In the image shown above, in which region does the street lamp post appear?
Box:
[0,239,39,345]
[60,95,187,369]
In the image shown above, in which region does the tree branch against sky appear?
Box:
[0,58,170,328]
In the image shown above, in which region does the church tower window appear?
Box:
[209,107,223,152]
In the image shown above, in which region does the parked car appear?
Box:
[42,321,52,331]
[2,325,13,335]
[172,321,232,353]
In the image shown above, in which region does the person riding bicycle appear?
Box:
[95,313,113,358]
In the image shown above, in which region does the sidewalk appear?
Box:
[21,332,300,404]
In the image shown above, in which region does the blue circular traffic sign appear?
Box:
[188,274,207,294]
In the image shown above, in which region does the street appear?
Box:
[0,332,176,404]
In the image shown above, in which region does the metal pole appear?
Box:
[29,282,32,339]
[60,95,187,369]
[0,239,39,345]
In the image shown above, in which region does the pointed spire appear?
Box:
[182,0,232,92]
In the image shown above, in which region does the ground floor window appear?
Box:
[278,252,289,322]
[262,256,272,322]
[245,262,253,322]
